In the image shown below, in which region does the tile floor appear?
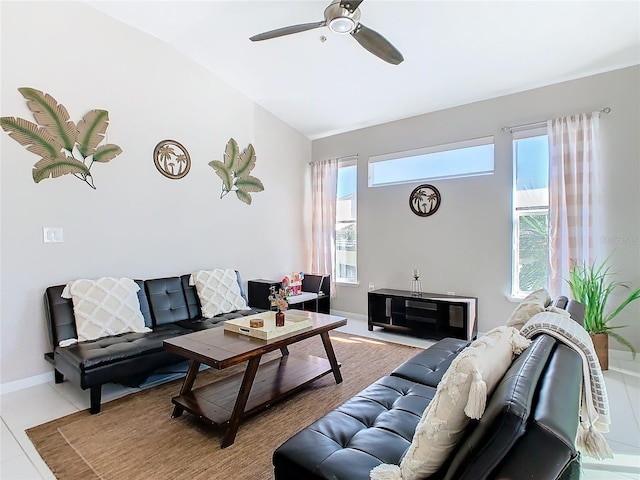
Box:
[1,316,638,479]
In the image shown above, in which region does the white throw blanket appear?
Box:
[520,312,613,459]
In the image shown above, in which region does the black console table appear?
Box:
[247,275,330,314]
[368,289,477,341]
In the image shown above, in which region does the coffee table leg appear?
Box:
[221,355,261,448]
[320,331,343,384]
[280,346,289,356]
[171,360,201,418]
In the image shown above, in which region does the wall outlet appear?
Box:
[447,291,455,296]
[43,227,63,243]
[368,282,375,291]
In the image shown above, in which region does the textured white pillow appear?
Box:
[189,269,251,318]
[521,288,552,307]
[505,288,552,330]
[506,302,545,330]
[507,303,571,330]
[61,277,150,344]
[370,326,531,480]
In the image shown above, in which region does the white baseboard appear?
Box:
[608,349,638,362]
[1,371,53,396]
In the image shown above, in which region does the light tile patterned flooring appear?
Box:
[1,316,638,479]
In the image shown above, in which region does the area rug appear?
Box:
[27,332,421,480]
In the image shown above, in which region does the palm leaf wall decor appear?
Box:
[76,109,108,157]
[0,117,62,159]
[224,138,239,172]
[208,138,265,205]
[19,87,77,151]
[0,88,122,189]
[234,143,256,178]
[93,144,123,163]
[208,160,233,192]
[32,156,91,183]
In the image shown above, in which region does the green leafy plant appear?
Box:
[518,214,549,292]
[0,87,122,189]
[208,138,264,205]
[567,255,639,357]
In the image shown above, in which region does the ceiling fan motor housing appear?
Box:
[325,1,361,34]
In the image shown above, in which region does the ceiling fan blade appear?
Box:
[250,21,326,42]
[340,0,365,13]
[351,23,404,65]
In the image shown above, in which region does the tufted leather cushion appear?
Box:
[391,337,469,387]
[54,323,190,370]
[145,277,191,326]
[273,376,437,480]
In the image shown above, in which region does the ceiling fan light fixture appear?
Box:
[329,16,356,34]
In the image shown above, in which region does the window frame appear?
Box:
[511,127,549,298]
[335,156,358,285]
[368,136,495,188]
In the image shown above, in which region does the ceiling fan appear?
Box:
[249,0,404,65]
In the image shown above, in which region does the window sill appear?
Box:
[336,281,359,287]
[506,294,526,303]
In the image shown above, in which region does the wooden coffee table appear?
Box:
[163,311,347,448]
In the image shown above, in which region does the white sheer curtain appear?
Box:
[547,113,601,296]
[310,159,338,294]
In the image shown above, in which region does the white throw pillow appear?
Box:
[189,269,251,318]
[506,302,545,330]
[370,326,531,480]
[521,288,552,307]
[61,277,150,344]
[505,288,552,330]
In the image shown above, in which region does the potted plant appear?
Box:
[567,256,639,370]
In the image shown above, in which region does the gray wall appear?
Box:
[313,66,640,353]
[1,1,311,387]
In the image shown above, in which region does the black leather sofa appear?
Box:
[44,272,264,414]
[273,297,586,480]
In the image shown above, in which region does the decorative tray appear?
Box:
[224,311,313,340]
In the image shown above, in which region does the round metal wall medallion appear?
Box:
[153,140,191,179]
[409,184,441,217]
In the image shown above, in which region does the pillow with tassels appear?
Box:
[370,326,531,480]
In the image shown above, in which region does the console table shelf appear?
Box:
[368,289,477,341]
[248,275,330,314]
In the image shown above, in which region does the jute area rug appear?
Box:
[27,332,421,480]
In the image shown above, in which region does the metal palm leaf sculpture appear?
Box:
[0,88,122,189]
[209,138,265,205]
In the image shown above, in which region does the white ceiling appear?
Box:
[86,1,640,140]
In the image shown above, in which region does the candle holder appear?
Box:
[411,270,422,297]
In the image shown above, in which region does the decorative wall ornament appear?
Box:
[0,87,122,189]
[153,140,191,179]
[409,184,441,217]
[208,138,265,205]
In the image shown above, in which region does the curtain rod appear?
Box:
[502,107,611,134]
[309,154,358,166]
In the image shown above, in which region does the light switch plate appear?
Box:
[43,227,63,243]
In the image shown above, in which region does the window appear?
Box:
[336,157,357,283]
[368,136,494,187]
[512,130,549,297]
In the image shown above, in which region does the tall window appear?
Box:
[336,157,357,283]
[512,131,549,296]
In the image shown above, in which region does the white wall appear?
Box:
[313,66,640,353]
[0,2,310,386]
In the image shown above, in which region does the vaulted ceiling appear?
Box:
[87,1,640,139]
